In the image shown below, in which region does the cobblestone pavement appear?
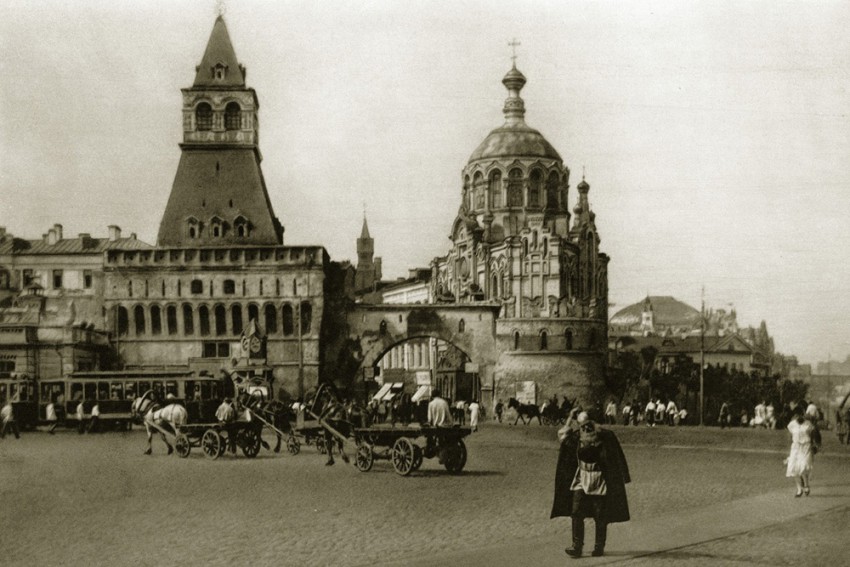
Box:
[1,423,848,567]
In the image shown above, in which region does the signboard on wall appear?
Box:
[415,371,431,386]
[515,381,537,405]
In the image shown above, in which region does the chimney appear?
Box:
[53,223,63,241]
[0,226,6,240]
[108,225,121,241]
[79,233,92,249]
[130,232,137,240]
[48,228,57,245]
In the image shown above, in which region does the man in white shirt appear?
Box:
[1,399,20,439]
[76,400,87,434]
[88,402,101,433]
[604,400,617,425]
[427,389,453,427]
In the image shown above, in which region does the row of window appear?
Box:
[511,328,598,351]
[114,302,312,338]
[195,102,242,131]
[16,269,93,290]
[187,215,250,239]
[464,168,563,210]
[126,277,302,298]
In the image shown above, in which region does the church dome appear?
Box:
[468,65,561,164]
[610,296,701,328]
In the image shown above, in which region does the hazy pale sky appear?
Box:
[1,0,849,366]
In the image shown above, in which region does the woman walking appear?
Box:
[785,406,817,497]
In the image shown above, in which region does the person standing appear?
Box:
[45,399,59,434]
[604,400,617,425]
[786,407,818,497]
[620,401,631,426]
[87,401,101,433]
[654,399,666,425]
[469,400,480,432]
[215,397,237,454]
[1,398,21,439]
[644,399,656,427]
[552,410,631,558]
[76,399,87,434]
[666,399,678,426]
[718,401,730,429]
[495,399,504,423]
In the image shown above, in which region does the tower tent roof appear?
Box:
[360,216,371,240]
[193,16,245,87]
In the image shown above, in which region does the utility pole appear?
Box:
[699,286,705,426]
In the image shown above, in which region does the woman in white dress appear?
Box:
[785,407,816,497]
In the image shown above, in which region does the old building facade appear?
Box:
[430,64,610,404]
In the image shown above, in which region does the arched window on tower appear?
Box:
[264,304,278,334]
[300,301,312,335]
[539,330,548,351]
[491,273,499,299]
[196,102,213,131]
[134,305,146,336]
[248,303,259,324]
[224,102,241,130]
[116,306,129,337]
[282,304,294,336]
[489,170,503,207]
[234,215,249,238]
[166,305,178,335]
[463,176,471,209]
[198,305,210,336]
[214,304,227,336]
[231,304,243,335]
[513,331,521,350]
[546,172,560,209]
[529,169,543,207]
[150,305,162,335]
[473,172,485,209]
[182,304,194,335]
[565,329,574,350]
[508,168,523,207]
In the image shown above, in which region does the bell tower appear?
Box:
[157,16,283,247]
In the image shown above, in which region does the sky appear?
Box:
[1,0,849,366]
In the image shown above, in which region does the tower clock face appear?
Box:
[250,336,262,353]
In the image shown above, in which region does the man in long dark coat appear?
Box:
[551,411,631,558]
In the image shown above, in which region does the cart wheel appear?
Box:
[355,443,374,472]
[392,437,415,476]
[286,435,300,455]
[316,435,328,455]
[202,429,222,460]
[175,434,191,458]
[443,439,467,473]
[411,444,423,471]
[239,428,261,459]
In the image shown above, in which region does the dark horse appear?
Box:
[508,397,542,425]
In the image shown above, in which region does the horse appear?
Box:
[131,390,188,455]
[508,397,542,425]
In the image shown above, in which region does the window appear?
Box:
[116,306,129,336]
[182,304,194,335]
[134,305,145,335]
[248,304,259,323]
[150,305,162,335]
[83,270,93,289]
[264,304,278,334]
[22,269,33,286]
[300,302,312,334]
[223,280,236,295]
[196,102,213,131]
[225,102,241,130]
[489,170,503,207]
[458,319,465,333]
[202,341,231,358]
[565,329,573,350]
[214,304,227,336]
[237,224,246,237]
[513,331,520,350]
[529,169,542,207]
[214,64,226,81]
[231,305,243,335]
[191,279,203,294]
[282,304,294,336]
[546,172,559,209]
[53,270,63,289]
[0,360,16,378]
[508,168,523,207]
[588,328,596,349]
[166,305,178,335]
[198,305,210,336]
[473,172,484,209]
[540,330,548,350]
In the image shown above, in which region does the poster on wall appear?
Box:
[515,381,537,405]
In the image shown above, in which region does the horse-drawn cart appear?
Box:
[173,420,263,459]
[351,425,471,476]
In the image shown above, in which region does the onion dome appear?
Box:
[468,64,561,163]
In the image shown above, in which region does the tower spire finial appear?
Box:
[215,0,227,18]
[508,38,521,67]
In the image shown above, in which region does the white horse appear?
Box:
[131,390,188,455]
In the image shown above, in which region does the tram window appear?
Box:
[125,383,137,400]
[110,382,124,400]
[84,383,97,401]
[138,381,151,397]
[152,382,164,397]
[70,383,83,401]
[210,382,221,399]
[0,383,6,400]
[9,383,18,401]
[166,381,178,397]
